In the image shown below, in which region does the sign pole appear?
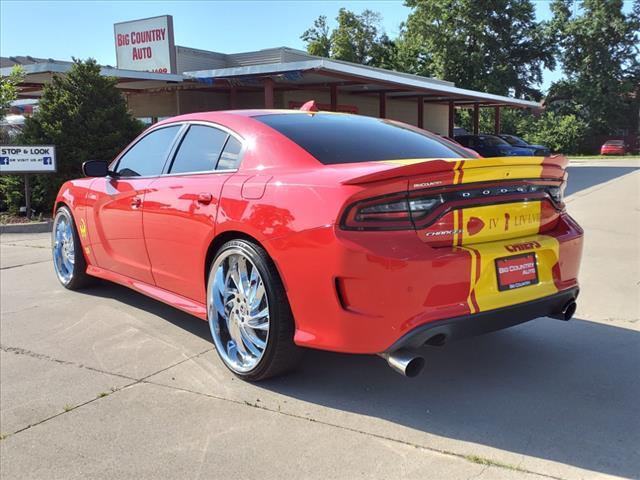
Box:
[24,173,31,220]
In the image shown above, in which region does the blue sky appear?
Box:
[0,1,634,92]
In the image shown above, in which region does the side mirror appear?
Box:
[82,160,110,177]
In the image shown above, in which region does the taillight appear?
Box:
[409,197,442,220]
[359,199,410,221]
[341,182,564,231]
[547,185,564,206]
[341,194,444,230]
[342,194,411,230]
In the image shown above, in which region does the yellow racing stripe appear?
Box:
[380,156,557,314]
[458,201,558,313]
[463,235,560,312]
[460,201,542,244]
[380,157,546,183]
[459,245,480,313]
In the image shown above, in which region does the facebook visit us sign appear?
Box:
[0,146,56,173]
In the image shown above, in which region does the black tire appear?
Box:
[207,239,302,381]
[52,206,94,290]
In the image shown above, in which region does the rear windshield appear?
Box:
[605,140,624,145]
[255,113,472,164]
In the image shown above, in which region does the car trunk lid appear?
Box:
[339,156,568,247]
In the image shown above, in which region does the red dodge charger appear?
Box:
[53,110,583,380]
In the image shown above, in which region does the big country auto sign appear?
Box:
[114,15,176,73]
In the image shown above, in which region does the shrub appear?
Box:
[1,59,144,213]
[518,112,588,154]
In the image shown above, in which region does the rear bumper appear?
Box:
[384,287,579,352]
[266,212,583,354]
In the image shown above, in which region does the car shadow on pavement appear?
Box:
[566,165,638,196]
[79,280,212,340]
[260,318,640,479]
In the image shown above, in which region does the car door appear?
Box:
[88,124,183,284]
[143,123,244,303]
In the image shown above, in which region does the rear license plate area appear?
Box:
[495,253,539,291]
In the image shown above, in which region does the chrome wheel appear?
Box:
[208,248,270,373]
[52,211,75,284]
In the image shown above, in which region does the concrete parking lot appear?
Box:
[1,159,638,480]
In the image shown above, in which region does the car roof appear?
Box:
[156,109,342,124]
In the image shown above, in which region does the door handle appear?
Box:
[197,193,213,205]
[130,197,142,208]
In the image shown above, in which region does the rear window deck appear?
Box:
[255,113,472,165]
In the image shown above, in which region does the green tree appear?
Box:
[0,66,26,213]
[453,107,587,154]
[1,59,143,212]
[397,0,556,99]
[518,112,588,154]
[301,16,332,58]
[0,65,25,119]
[547,0,640,142]
[301,8,397,68]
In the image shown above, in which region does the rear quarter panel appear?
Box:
[214,116,363,244]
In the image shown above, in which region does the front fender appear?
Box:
[53,178,97,264]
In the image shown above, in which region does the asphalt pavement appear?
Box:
[1,159,638,479]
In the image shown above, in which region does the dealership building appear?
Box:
[1,15,541,136]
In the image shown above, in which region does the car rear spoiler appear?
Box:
[340,156,569,185]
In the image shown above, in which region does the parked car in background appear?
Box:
[600,140,626,155]
[498,134,551,156]
[437,135,481,158]
[455,134,538,157]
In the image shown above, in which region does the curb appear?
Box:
[0,220,53,234]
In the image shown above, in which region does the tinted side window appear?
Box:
[255,113,471,164]
[116,126,181,177]
[479,136,508,147]
[217,136,243,170]
[170,125,228,174]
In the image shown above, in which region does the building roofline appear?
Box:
[185,58,542,109]
[2,50,542,109]
[1,61,184,82]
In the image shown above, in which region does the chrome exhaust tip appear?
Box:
[378,348,425,377]
[550,300,577,321]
